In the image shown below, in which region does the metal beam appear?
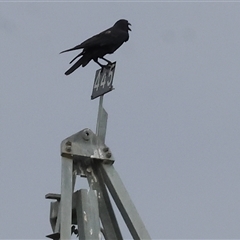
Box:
[100,164,151,240]
[60,157,73,240]
[76,189,101,240]
[85,163,123,240]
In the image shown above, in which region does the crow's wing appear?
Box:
[80,27,128,48]
[60,26,128,53]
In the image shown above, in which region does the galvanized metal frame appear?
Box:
[46,66,151,240]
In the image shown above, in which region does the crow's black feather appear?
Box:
[60,19,131,75]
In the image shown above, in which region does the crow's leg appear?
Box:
[94,59,105,68]
[94,59,107,73]
[100,57,113,65]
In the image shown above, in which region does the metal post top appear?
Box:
[61,128,114,164]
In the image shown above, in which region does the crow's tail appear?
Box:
[60,44,83,54]
[64,55,91,75]
[65,58,83,75]
[69,52,83,64]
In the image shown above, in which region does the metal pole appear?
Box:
[96,95,103,136]
[95,95,108,143]
[60,157,73,240]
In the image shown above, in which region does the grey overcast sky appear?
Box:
[1,1,240,239]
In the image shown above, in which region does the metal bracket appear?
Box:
[61,128,114,164]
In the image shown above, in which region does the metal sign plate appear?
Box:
[91,62,116,100]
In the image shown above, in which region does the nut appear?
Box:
[65,146,71,152]
[65,141,72,146]
[103,147,109,152]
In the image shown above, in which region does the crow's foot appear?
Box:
[100,63,112,73]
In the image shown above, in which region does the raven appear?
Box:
[60,19,131,75]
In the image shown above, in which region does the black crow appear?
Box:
[60,19,131,75]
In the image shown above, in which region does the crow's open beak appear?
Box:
[128,23,131,31]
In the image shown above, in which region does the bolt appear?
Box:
[82,129,90,141]
[65,141,72,146]
[103,147,109,152]
[65,146,71,152]
[86,167,92,173]
[106,152,112,158]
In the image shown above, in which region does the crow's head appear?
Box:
[114,19,131,32]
